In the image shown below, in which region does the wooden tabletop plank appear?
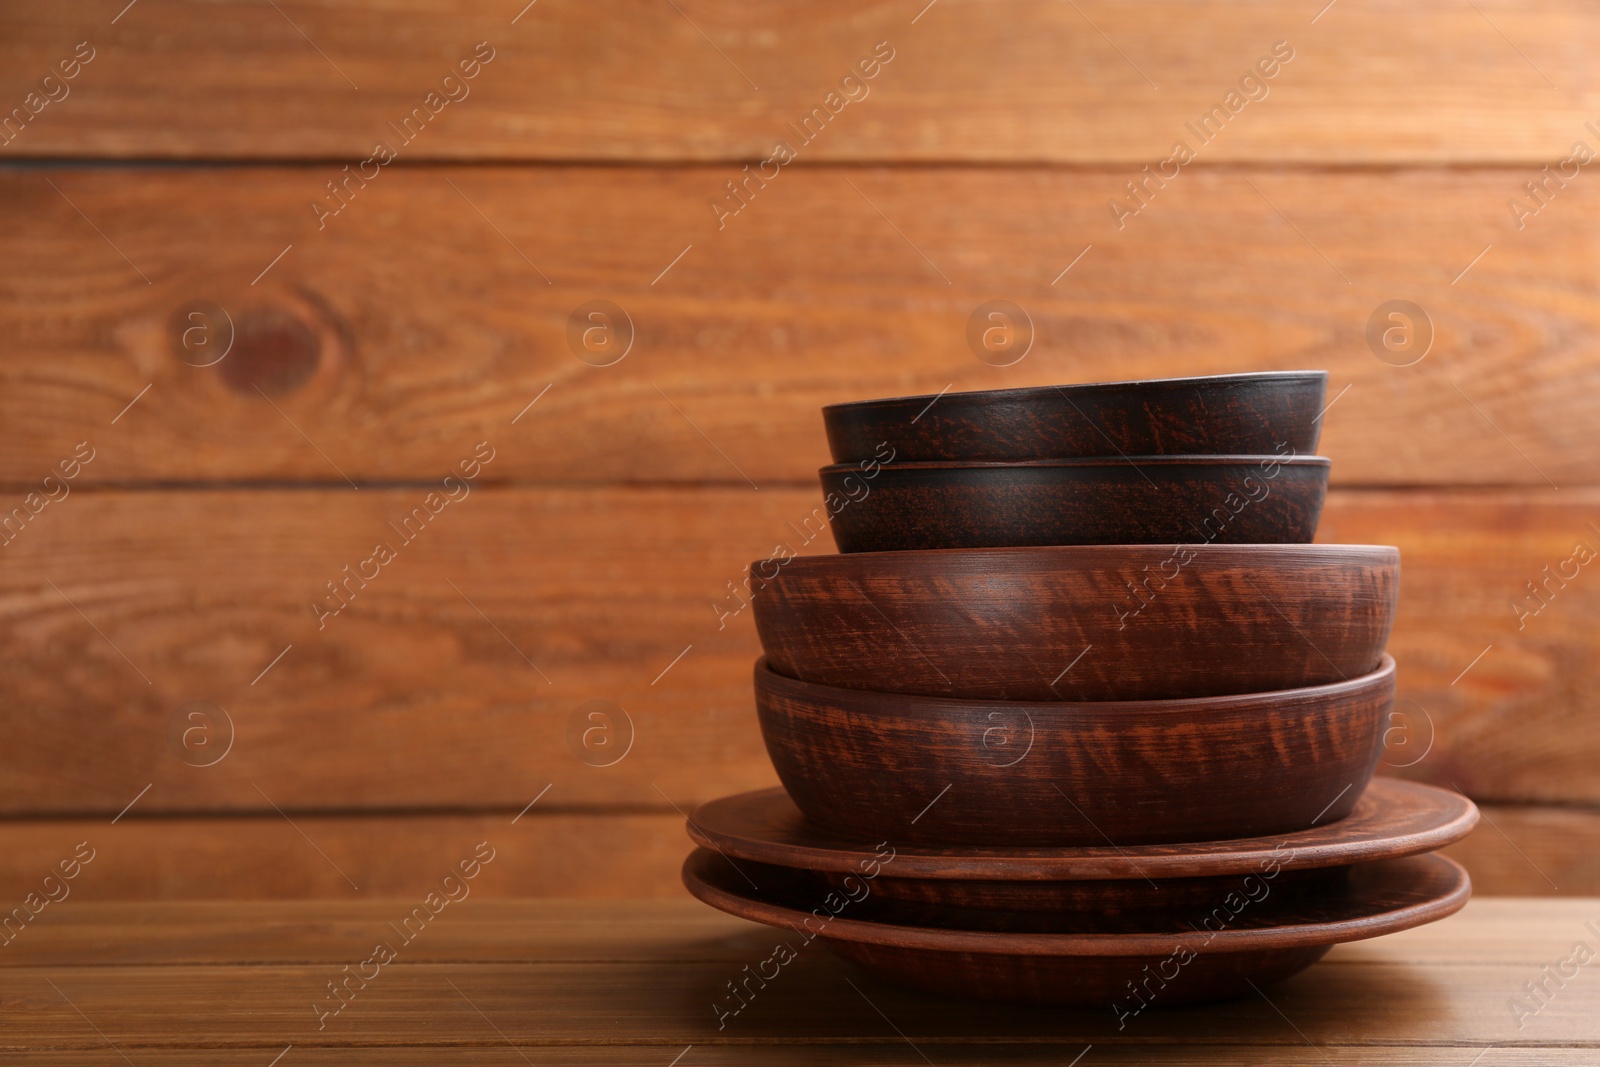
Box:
[3,0,1599,164]
[1,898,1587,967]
[6,959,1594,1047]
[2,166,1596,489]
[0,899,757,967]
[2,900,1598,1050]
[5,1049,1593,1065]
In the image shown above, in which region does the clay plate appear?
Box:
[683,848,1470,1006]
[750,543,1398,701]
[755,656,1393,846]
[687,777,1477,880]
[811,864,1356,926]
[823,371,1327,463]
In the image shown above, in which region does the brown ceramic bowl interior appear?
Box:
[821,454,1329,552]
[751,543,1398,701]
[754,656,1393,848]
[823,371,1327,463]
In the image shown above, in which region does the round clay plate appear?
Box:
[687,777,1477,881]
[682,848,1470,1006]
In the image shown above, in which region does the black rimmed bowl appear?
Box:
[822,454,1328,552]
[823,371,1327,464]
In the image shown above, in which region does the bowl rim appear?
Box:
[682,849,1470,955]
[821,454,1332,474]
[685,778,1479,881]
[755,653,1395,715]
[821,370,1330,415]
[749,540,1400,575]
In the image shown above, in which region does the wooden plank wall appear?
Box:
[2,0,1598,899]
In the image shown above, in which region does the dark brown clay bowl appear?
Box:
[824,371,1327,464]
[683,848,1470,1006]
[750,543,1398,701]
[754,656,1393,847]
[823,454,1329,552]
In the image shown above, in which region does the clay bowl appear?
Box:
[823,371,1327,463]
[750,543,1398,701]
[754,656,1393,847]
[683,848,1470,1006]
[823,455,1329,552]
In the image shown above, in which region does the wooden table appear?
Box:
[4,898,1598,1063]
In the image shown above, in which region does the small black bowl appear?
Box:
[822,454,1328,552]
[823,371,1327,463]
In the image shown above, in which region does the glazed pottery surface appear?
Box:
[751,543,1399,701]
[754,656,1394,846]
[686,777,1478,880]
[822,455,1329,552]
[682,848,1469,1006]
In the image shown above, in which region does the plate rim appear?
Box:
[682,849,1471,956]
[687,777,1478,881]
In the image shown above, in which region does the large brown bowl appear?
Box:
[754,656,1393,847]
[823,371,1328,464]
[751,543,1398,701]
[683,848,1470,1007]
[824,455,1329,552]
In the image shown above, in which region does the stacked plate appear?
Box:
[683,371,1477,1009]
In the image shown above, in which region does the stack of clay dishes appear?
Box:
[683,371,1477,1007]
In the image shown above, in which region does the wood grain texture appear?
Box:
[2,487,1599,816]
[3,1,1600,163]
[1318,492,1600,806]
[0,898,751,968]
[0,802,1583,903]
[1441,804,1600,897]
[0,896,1582,965]
[5,0,1597,917]
[8,1052,1598,1067]
[3,899,1600,1057]
[0,812,690,904]
[0,486,782,817]
[2,166,1599,488]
